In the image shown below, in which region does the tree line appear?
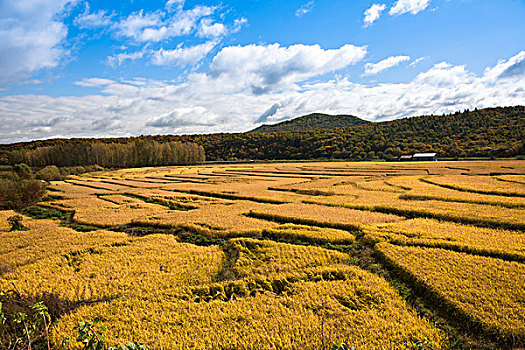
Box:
[0,106,523,164]
[168,106,524,161]
[2,139,205,168]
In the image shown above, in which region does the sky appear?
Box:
[0,0,524,144]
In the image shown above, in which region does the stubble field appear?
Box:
[1,160,525,349]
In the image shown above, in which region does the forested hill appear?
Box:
[0,106,523,165]
[250,113,370,133]
[171,106,524,161]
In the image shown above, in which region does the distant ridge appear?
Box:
[250,113,370,133]
[0,106,523,164]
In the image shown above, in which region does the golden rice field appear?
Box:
[1,160,525,349]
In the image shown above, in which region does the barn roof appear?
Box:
[413,153,437,157]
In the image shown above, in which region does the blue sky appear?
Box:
[0,0,524,143]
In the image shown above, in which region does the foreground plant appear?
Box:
[8,215,26,231]
[63,320,149,350]
[0,296,51,350]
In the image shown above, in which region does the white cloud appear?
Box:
[74,78,116,87]
[232,17,248,33]
[1,52,524,144]
[364,55,410,75]
[115,5,215,43]
[414,62,473,86]
[483,50,525,81]
[197,18,226,38]
[363,4,386,27]
[409,57,426,66]
[74,2,113,29]
[115,10,163,42]
[296,1,314,17]
[107,49,146,67]
[146,106,218,128]
[0,0,74,82]
[151,42,216,66]
[389,0,431,16]
[207,43,367,94]
[166,0,184,11]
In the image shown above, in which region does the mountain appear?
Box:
[1,106,523,165]
[250,113,370,133]
[171,106,524,161]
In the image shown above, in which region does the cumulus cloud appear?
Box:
[74,78,116,87]
[115,10,164,42]
[255,103,281,123]
[166,0,184,11]
[414,62,473,86]
[296,1,315,17]
[483,51,525,80]
[409,57,426,66]
[363,4,386,27]
[115,5,215,43]
[1,51,524,144]
[389,0,431,16]
[74,2,113,29]
[151,41,216,66]
[146,106,217,128]
[0,0,74,82]
[207,43,367,94]
[107,48,146,67]
[77,2,245,69]
[364,55,410,75]
[232,17,248,33]
[197,18,226,38]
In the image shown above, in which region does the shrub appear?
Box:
[60,167,72,176]
[74,166,86,174]
[0,173,45,210]
[36,165,63,181]
[7,215,26,231]
[13,163,32,178]
[84,165,104,172]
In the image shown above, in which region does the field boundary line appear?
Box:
[420,178,525,198]
[375,244,525,347]
[302,200,525,232]
[376,238,525,264]
[399,194,525,209]
[245,210,362,233]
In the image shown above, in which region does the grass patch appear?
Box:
[399,194,525,209]
[420,178,525,197]
[181,189,289,204]
[122,193,196,211]
[245,210,361,232]
[303,200,525,232]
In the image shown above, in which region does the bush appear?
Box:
[13,163,32,178]
[0,173,45,210]
[74,166,86,174]
[36,165,63,181]
[7,215,26,231]
[84,164,104,172]
[60,167,71,176]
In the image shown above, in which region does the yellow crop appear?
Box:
[376,243,525,344]
[0,209,16,231]
[1,234,224,302]
[2,159,524,349]
[0,215,128,274]
[248,202,403,229]
[364,218,525,261]
[228,238,350,278]
[423,175,525,196]
[262,223,355,244]
[51,266,446,350]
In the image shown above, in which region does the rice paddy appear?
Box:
[1,160,524,349]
